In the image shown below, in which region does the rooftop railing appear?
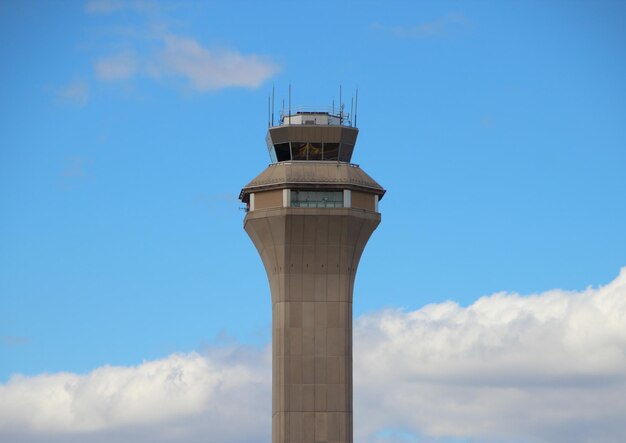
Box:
[277,105,354,127]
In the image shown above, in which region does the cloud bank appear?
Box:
[354,268,626,443]
[0,348,271,443]
[2,269,625,443]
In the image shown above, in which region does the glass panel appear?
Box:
[291,190,343,208]
[291,142,308,160]
[274,143,291,162]
[308,143,322,160]
[323,143,339,160]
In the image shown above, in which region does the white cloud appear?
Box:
[85,0,163,15]
[58,81,89,105]
[373,13,468,39]
[94,52,138,81]
[83,3,279,93]
[61,156,91,180]
[2,269,625,443]
[92,35,279,91]
[481,114,494,127]
[85,0,126,15]
[148,35,279,91]
[0,336,28,346]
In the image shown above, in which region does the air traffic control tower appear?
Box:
[240,104,385,443]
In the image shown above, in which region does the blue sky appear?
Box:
[1,1,626,442]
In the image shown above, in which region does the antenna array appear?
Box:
[268,84,360,127]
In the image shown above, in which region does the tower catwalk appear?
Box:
[240,107,385,443]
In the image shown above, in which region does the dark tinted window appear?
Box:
[274,143,291,162]
[323,143,339,160]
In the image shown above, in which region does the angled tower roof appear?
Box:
[240,161,385,202]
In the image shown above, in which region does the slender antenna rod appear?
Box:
[350,96,354,127]
[267,95,271,128]
[354,87,359,127]
[271,84,275,127]
[339,83,342,124]
[288,83,291,125]
[282,98,285,122]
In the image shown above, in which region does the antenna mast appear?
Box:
[271,84,275,127]
[339,83,342,124]
[350,96,354,127]
[354,87,359,127]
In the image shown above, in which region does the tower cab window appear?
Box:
[291,190,343,208]
[270,142,347,161]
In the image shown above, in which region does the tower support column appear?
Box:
[244,208,380,443]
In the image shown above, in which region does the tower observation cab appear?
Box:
[267,107,358,163]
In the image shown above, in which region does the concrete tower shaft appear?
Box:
[245,207,379,443]
[240,110,384,443]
